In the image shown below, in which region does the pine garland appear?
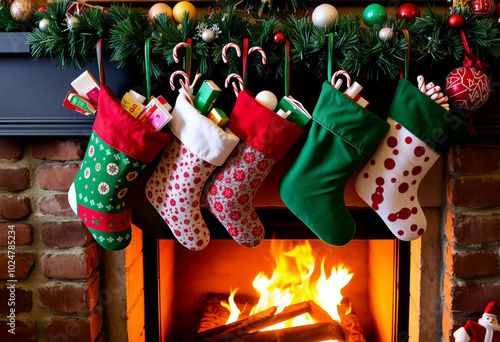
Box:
[23,1,500,81]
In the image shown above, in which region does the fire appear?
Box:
[223,241,353,331]
[220,288,240,324]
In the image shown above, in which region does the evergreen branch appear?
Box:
[0,3,24,32]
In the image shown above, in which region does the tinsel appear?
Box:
[18,2,500,81]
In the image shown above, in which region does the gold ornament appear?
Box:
[172,1,196,23]
[148,3,173,22]
[10,0,35,21]
[449,0,471,10]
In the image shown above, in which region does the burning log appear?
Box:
[196,301,345,342]
[338,298,366,342]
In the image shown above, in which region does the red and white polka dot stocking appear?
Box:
[202,141,276,247]
[146,138,216,250]
[355,118,439,240]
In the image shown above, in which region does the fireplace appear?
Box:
[131,154,444,342]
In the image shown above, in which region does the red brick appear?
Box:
[32,137,84,161]
[0,137,23,160]
[45,311,100,342]
[446,277,500,313]
[0,286,32,313]
[0,320,36,342]
[445,243,498,278]
[448,145,499,174]
[39,164,80,191]
[0,223,33,247]
[0,168,29,191]
[0,253,34,280]
[41,221,91,248]
[447,177,500,208]
[39,276,99,314]
[442,306,473,342]
[446,210,500,244]
[39,194,75,217]
[0,196,30,219]
[42,243,98,279]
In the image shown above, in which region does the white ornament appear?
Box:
[312,4,339,27]
[202,29,215,43]
[39,18,50,31]
[378,27,394,42]
[255,91,278,111]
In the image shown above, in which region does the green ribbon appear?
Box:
[96,39,104,86]
[144,38,151,100]
[327,33,334,83]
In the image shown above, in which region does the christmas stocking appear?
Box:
[202,90,304,248]
[146,91,239,251]
[68,85,171,250]
[279,82,389,246]
[355,78,468,240]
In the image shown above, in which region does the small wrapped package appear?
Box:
[63,91,97,116]
[193,80,221,115]
[207,108,229,127]
[276,96,311,128]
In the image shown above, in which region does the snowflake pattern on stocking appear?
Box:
[146,138,215,251]
[203,141,276,247]
[355,118,439,240]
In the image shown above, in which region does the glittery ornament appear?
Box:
[10,0,35,21]
[378,27,394,42]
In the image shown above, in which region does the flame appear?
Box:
[220,288,241,325]
[225,241,353,333]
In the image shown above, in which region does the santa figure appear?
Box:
[454,301,500,342]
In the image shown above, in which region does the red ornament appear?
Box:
[445,66,491,111]
[102,7,109,14]
[496,3,500,19]
[448,14,464,29]
[274,32,285,45]
[471,0,495,17]
[396,3,420,21]
[37,5,46,12]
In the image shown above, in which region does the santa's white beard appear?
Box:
[479,318,500,342]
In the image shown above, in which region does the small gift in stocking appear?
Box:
[202,89,304,248]
[146,90,239,251]
[68,86,172,250]
[355,78,468,240]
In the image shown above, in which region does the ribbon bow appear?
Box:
[461,30,489,72]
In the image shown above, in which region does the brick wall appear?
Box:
[443,144,500,341]
[0,137,102,342]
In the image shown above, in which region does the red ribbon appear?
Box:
[460,30,489,72]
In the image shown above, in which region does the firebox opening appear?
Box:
[148,236,405,342]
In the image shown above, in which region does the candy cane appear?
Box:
[173,42,188,63]
[248,46,266,65]
[417,75,426,92]
[225,73,244,97]
[222,43,241,64]
[170,70,189,90]
[331,70,352,89]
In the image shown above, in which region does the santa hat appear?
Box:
[483,301,500,319]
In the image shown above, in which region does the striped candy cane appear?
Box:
[170,70,193,104]
[417,75,426,92]
[222,43,241,64]
[225,73,244,97]
[173,42,188,63]
[248,46,266,65]
[331,70,351,89]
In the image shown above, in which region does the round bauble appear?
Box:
[255,91,278,111]
[445,66,491,111]
[311,4,338,27]
[39,18,50,31]
[496,3,500,19]
[396,3,420,21]
[37,5,46,12]
[10,0,35,21]
[471,0,495,17]
[448,14,464,29]
[172,1,196,23]
[148,3,172,22]
[274,32,285,44]
[363,4,387,27]
[378,27,394,42]
[66,15,78,28]
[202,29,215,43]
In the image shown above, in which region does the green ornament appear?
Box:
[363,4,387,27]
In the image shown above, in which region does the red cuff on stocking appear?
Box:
[227,90,304,161]
[93,86,172,163]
